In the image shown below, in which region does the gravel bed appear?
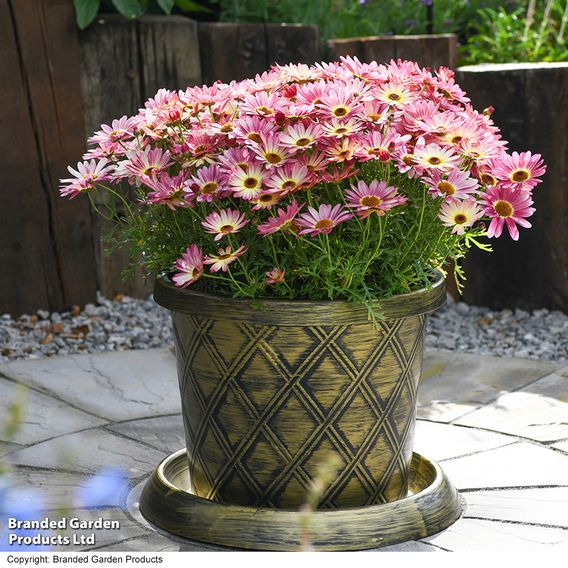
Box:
[1,293,567,363]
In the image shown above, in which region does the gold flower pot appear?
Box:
[154,272,446,509]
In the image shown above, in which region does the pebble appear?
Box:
[426,295,568,362]
[0,293,567,363]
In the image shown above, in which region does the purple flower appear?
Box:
[0,487,48,551]
[75,468,129,509]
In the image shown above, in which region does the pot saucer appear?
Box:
[139,449,463,551]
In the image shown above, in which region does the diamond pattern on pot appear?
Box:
[174,312,427,508]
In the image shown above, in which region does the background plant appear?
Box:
[461,0,568,64]
[213,0,507,45]
[73,0,213,29]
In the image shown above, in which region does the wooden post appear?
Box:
[0,0,97,316]
[457,63,568,312]
[198,23,320,85]
[79,15,202,299]
[327,34,458,70]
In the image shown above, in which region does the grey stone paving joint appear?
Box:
[1,348,568,552]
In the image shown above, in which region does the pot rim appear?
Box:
[153,270,446,326]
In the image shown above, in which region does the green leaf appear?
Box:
[112,0,147,19]
[175,0,212,14]
[156,0,175,14]
[74,0,101,29]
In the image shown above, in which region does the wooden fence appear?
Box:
[0,0,97,317]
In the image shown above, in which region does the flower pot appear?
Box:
[154,272,446,509]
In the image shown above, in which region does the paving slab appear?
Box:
[51,508,147,551]
[9,428,166,476]
[441,442,568,490]
[463,487,568,527]
[9,468,124,510]
[107,414,185,455]
[550,440,568,452]
[0,441,21,457]
[423,518,568,551]
[418,350,560,422]
[414,421,514,462]
[0,378,106,445]
[101,533,225,552]
[0,349,180,422]
[455,364,568,441]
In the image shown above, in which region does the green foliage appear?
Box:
[73,0,211,29]
[461,0,568,64]
[212,0,506,45]
[95,160,488,314]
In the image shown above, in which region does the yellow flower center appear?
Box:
[333,106,348,117]
[202,182,218,194]
[220,123,234,133]
[220,225,234,233]
[437,181,455,196]
[428,156,442,165]
[244,177,259,189]
[265,152,283,164]
[361,195,382,207]
[511,169,530,182]
[451,135,463,144]
[247,132,262,143]
[314,219,334,229]
[255,106,274,116]
[295,137,311,146]
[454,214,467,225]
[481,173,497,186]
[494,200,514,217]
[388,92,401,101]
[282,181,296,191]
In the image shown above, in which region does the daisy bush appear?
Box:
[60,58,546,314]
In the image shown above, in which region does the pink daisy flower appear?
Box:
[172,245,204,287]
[296,204,352,236]
[345,180,408,218]
[483,185,535,241]
[190,164,227,202]
[265,267,286,285]
[205,245,247,273]
[251,133,291,168]
[230,163,265,200]
[145,173,190,210]
[59,159,114,198]
[88,115,136,145]
[424,169,479,201]
[279,123,321,151]
[413,143,461,173]
[257,201,302,236]
[439,199,482,235]
[202,209,249,241]
[490,151,546,191]
[125,147,172,178]
[266,163,310,194]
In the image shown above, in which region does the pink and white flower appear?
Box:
[424,169,479,201]
[296,204,352,236]
[172,245,204,287]
[439,199,482,235]
[202,209,249,241]
[483,185,535,241]
[257,201,302,235]
[59,159,114,198]
[205,245,247,273]
[265,267,285,285]
[345,180,408,218]
[413,143,461,173]
[490,151,546,191]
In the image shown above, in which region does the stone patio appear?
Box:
[1,347,567,552]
